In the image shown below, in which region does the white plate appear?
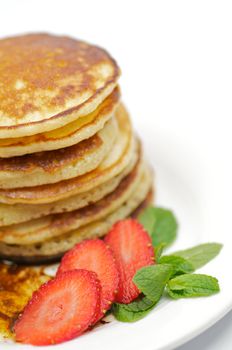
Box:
[1,1,232,348]
[1,125,231,350]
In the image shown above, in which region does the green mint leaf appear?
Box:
[155,243,166,262]
[138,206,157,236]
[159,255,194,277]
[138,206,178,247]
[133,264,173,303]
[112,297,155,322]
[167,274,220,299]
[171,243,222,270]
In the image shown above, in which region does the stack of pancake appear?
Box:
[0,34,153,264]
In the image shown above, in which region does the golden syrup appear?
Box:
[0,263,50,339]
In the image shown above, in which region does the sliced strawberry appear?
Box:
[57,239,119,320]
[14,269,101,345]
[104,219,155,304]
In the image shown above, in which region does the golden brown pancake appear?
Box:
[0,168,153,264]
[0,33,120,138]
[0,87,120,157]
[0,153,138,226]
[0,158,145,246]
[131,189,154,218]
[0,104,135,203]
[0,116,118,189]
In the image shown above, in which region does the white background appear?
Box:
[1,1,232,349]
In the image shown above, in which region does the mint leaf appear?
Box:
[114,264,173,323]
[159,255,194,276]
[138,206,157,236]
[138,206,178,247]
[133,264,173,303]
[171,243,222,270]
[167,274,220,299]
[155,243,166,262]
[112,297,155,322]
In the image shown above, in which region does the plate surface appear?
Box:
[1,125,231,350]
[1,0,232,348]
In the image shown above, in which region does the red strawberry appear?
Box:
[14,269,101,345]
[57,239,119,320]
[104,219,155,304]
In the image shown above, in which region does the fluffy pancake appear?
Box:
[0,116,118,189]
[0,87,120,157]
[0,34,120,138]
[0,104,134,203]
[0,158,146,246]
[0,153,138,226]
[0,167,153,263]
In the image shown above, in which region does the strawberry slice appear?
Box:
[14,269,101,345]
[57,239,119,320]
[104,219,155,304]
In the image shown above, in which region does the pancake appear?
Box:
[0,87,120,158]
[131,189,154,218]
[0,153,138,226]
[0,116,118,189]
[0,34,120,138]
[0,168,153,264]
[0,104,134,204]
[0,158,146,246]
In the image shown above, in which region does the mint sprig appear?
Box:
[167,274,220,299]
[170,243,222,270]
[113,265,173,322]
[112,297,155,322]
[159,255,194,277]
[133,264,173,303]
[154,243,165,262]
[111,206,222,323]
[138,207,178,247]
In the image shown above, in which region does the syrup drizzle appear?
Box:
[0,262,50,339]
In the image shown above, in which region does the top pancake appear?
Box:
[0,33,120,138]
